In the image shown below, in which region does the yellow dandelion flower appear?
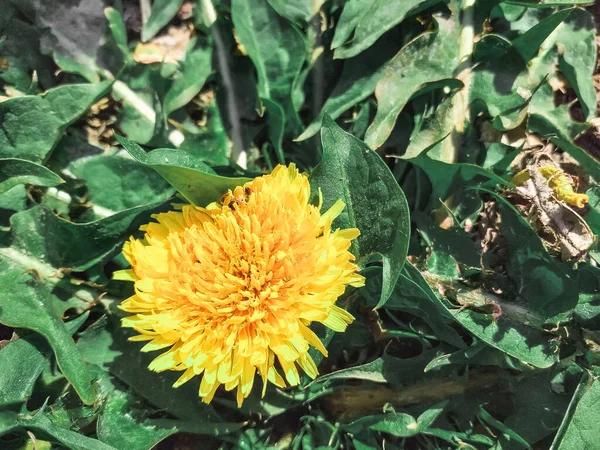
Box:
[115,164,365,406]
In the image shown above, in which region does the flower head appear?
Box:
[116,164,364,406]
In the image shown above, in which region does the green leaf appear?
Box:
[365,17,459,149]
[77,315,221,421]
[333,0,442,59]
[12,412,117,450]
[362,265,466,348]
[403,263,560,368]
[331,0,375,50]
[0,261,96,405]
[485,190,578,322]
[105,7,131,63]
[507,0,594,7]
[311,116,410,307]
[0,82,112,163]
[0,316,88,408]
[69,154,175,214]
[0,333,50,407]
[96,386,242,448]
[116,135,252,206]
[8,202,164,271]
[528,84,600,180]
[297,33,399,141]
[232,0,306,134]
[310,347,439,388]
[141,0,185,42]
[266,0,314,23]
[262,98,286,165]
[344,413,419,437]
[409,150,512,203]
[551,371,600,450]
[96,389,174,449]
[164,40,213,116]
[0,158,63,195]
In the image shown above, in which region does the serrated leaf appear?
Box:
[232,0,306,134]
[0,262,95,405]
[9,412,117,450]
[0,333,50,407]
[528,84,600,180]
[333,0,442,59]
[297,33,399,141]
[0,158,63,195]
[0,82,112,163]
[116,135,251,206]
[310,116,410,307]
[365,17,459,149]
[8,202,164,271]
[404,263,560,368]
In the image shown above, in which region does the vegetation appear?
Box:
[1,0,599,448]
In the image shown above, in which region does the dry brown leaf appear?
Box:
[133,24,193,64]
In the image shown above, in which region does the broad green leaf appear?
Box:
[333,0,442,59]
[0,6,54,93]
[0,185,27,227]
[96,389,175,450]
[404,263,560,368]
[311,116,410,307]
[116,135,251,206]
[551,371,600,450]
[232,0,306,134]
[297,34,400,141]
[141,0,185,42]
[112,66,164,145]
[362,265,466,348]
[573,263,600,328]
[69,154,174,215]
[9,411,117,450]
[0,158,63,195]
[0,262,96,405]
[471,8,577,131]
[266,0,314,23]
[77,315,221,421]
[365,17,459,149]
[8,202,164,271]
[409,150,512,203]
[164,40,213,115]
[344,413,419,437]
[507,0,594,7]
[528,85,600,179]
[97,388,242,447]
[331,0,375,50]
[177,92,230,167]
[489,191,578,322]
[0,316,88,408]
[0,333,50,407]
[479,407,533,450]
[310,348,439,388]
[416,401,448,430]
[0,82,112,163]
